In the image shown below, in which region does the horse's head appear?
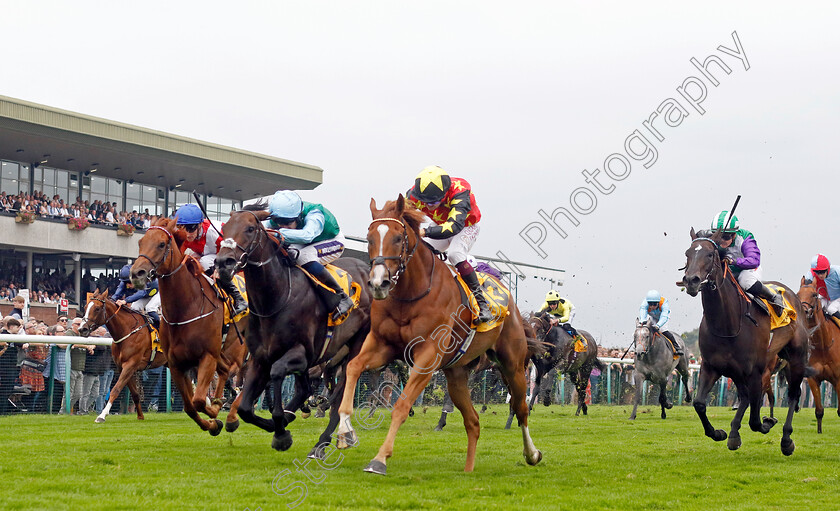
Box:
[529,313,551,341]
[366,195,423,300]
[215,203,272,282]
[797,275,820,323]
[682,227,724,297]
[633,317,655,354]
[80,288,109,337]
[132,216,183,288]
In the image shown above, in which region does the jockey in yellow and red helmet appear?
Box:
[810,254,840,321]
[406,165,491,323]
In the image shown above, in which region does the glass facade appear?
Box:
[205,196,238,223]
[1,160,29,196]
[83,175,124,209]
[33,166,78,202]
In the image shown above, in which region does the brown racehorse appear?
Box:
[336,196,542,474]
[130,217,248,436]
[682,228,810,455]
[798,277,840,433]
[79,289,167,423]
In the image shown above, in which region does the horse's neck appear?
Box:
[244,252,295,310]
[701,272,741,333]
[394,240,438,299]
[814,311,835,350]
[157,255,205,309]
[105,303,136,338]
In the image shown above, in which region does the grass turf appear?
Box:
[2,404,839,510]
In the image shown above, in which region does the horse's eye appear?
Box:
[247,226,255,233]
[158,242,166,249]
[393,234,403,245]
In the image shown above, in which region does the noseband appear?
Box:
[369,217,418,287]
[136,226,178,281]
[219,211,287,273]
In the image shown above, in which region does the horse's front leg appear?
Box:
[658,382,671,419]
[807,377,824,433]
[269,345,308,452]
[237,357,274,432]
[727,379,750,450]
[169,365,222,435]
[629,371,645,420]
[677,356,693,403]
[692,363,727,442]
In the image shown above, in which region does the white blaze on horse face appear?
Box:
[369,224,391,288]
[376,224,389,257]
[220,238,237,249]
[84,301,95,321]
[694,245,702,251]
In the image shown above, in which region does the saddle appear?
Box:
[451,268,511,333]
[185,255,250,326]
[745,284,796,330]
[298,264,362,327]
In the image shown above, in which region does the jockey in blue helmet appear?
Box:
[174,203,247,316]
[266,190,355,320]
[112,263,160,328]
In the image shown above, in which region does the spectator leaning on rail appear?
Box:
[173,203,248,317]
[264,190,356,320]
[405,165,492,324]
[112,264,160,329]
[64,318,94,414]
[0,317,22,414]
[809,254,840,322]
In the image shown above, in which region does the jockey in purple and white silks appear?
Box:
[265,190,355,320]
[708,210,785,314]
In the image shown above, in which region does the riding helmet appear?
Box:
[175,204,204,225]
[646,289,661,303]
[268,190,304,222]
[711,210,739,233]
[811,254,831,275]
[412,166,451,203]
[119,264,132,283]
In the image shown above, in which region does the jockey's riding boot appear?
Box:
[748,282,786,315]
[460,268,493,324]
[219,278,248,317]
[832,311,840,321]
[302,261,355,320]
[147,311,160,330]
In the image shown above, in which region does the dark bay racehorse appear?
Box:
[798,277,840,433]
[628,318,692,420]
[682,228,810,454]
[336,196,542,474]
[79,289,167,423]
[214,206,372,457]
[131,217,248,436]
[504,314,602,428]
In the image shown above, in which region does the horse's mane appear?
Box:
[243,201,268,212]
[380,198,426,233]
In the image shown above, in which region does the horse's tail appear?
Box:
[593,357,607,372]
[525,334,551,359]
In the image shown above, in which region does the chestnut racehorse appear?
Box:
[798,277,840,433]
[79,289,167,423]
[682,228,810,455]
[336,196,542,475]
[131,217,248,436]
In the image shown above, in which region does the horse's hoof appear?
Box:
[713,429,727,442]
[629,415,636,421]
[661,410,667,420]
[314,409,325,418]
[137,415,145,420]
[284,411,297,425]
[94,416,106,424]
[664,401,673,410]
[336,430,358,449]
[525,449,543,466]
[225,419,240,433]
[300,411,311,419]
[363,459,387,475]
[727,436,741,451]
[307,443,329,460]
[781,438,795,456]
[209,419,223,437]
[271,431,293,451]
[762,416,778,433]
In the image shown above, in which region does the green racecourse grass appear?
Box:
[2,404,839,511]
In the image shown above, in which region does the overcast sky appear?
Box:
[4,1,839,347]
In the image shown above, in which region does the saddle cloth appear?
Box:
[754,284,796,331]
[298,264,362,327]
[150,325,162,354]
[453,270,511,333]
[209,273,249,325]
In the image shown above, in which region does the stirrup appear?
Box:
[332,295,355,320]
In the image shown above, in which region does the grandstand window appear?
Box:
[169,190,195,213]
[1,160,24,195]
[205,196,237,222]
[85,175,123,207]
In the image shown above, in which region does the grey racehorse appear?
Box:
[629,318,692,420]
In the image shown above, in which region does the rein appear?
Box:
[691,237,747,338]
[369,216,435,302]
[85,298,152,344]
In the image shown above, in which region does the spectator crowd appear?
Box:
[0,190,152,229]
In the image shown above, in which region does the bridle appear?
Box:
[688,236,749,338]
[690,237,721,291]
[369,216,435,302]
[136,226,180,281]
[83,297,150,344]
[219,211,289,273]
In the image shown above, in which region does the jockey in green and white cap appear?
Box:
[266,190,354,320]
[709,210,785,313]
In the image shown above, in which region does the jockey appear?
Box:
[538,290,583,364]
[710,210,785,314]
[406,165,492,323]
[266,190,355,320]
[113,263,160,328]
[174,203,247,317]
[638,290,682,356]
[809,254,840,321]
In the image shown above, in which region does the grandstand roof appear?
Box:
[0,95,322,200]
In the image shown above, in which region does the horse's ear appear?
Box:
[103,289,109,298]
[396,194,405,216]
[369,198,379,218]
[635,318,640,327]
[254,210,270,221]
[801,275,807,286]
[690,227,697,240]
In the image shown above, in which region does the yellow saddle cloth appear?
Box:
[455,272,511,333]
[573,335,587,353]
[150,326,162,354]
[299,264,362,327]
[758,284,796,331]
[215,274,249,326]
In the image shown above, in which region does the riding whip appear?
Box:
[190,190,226,240]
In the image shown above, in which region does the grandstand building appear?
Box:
[0,95,326,314]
